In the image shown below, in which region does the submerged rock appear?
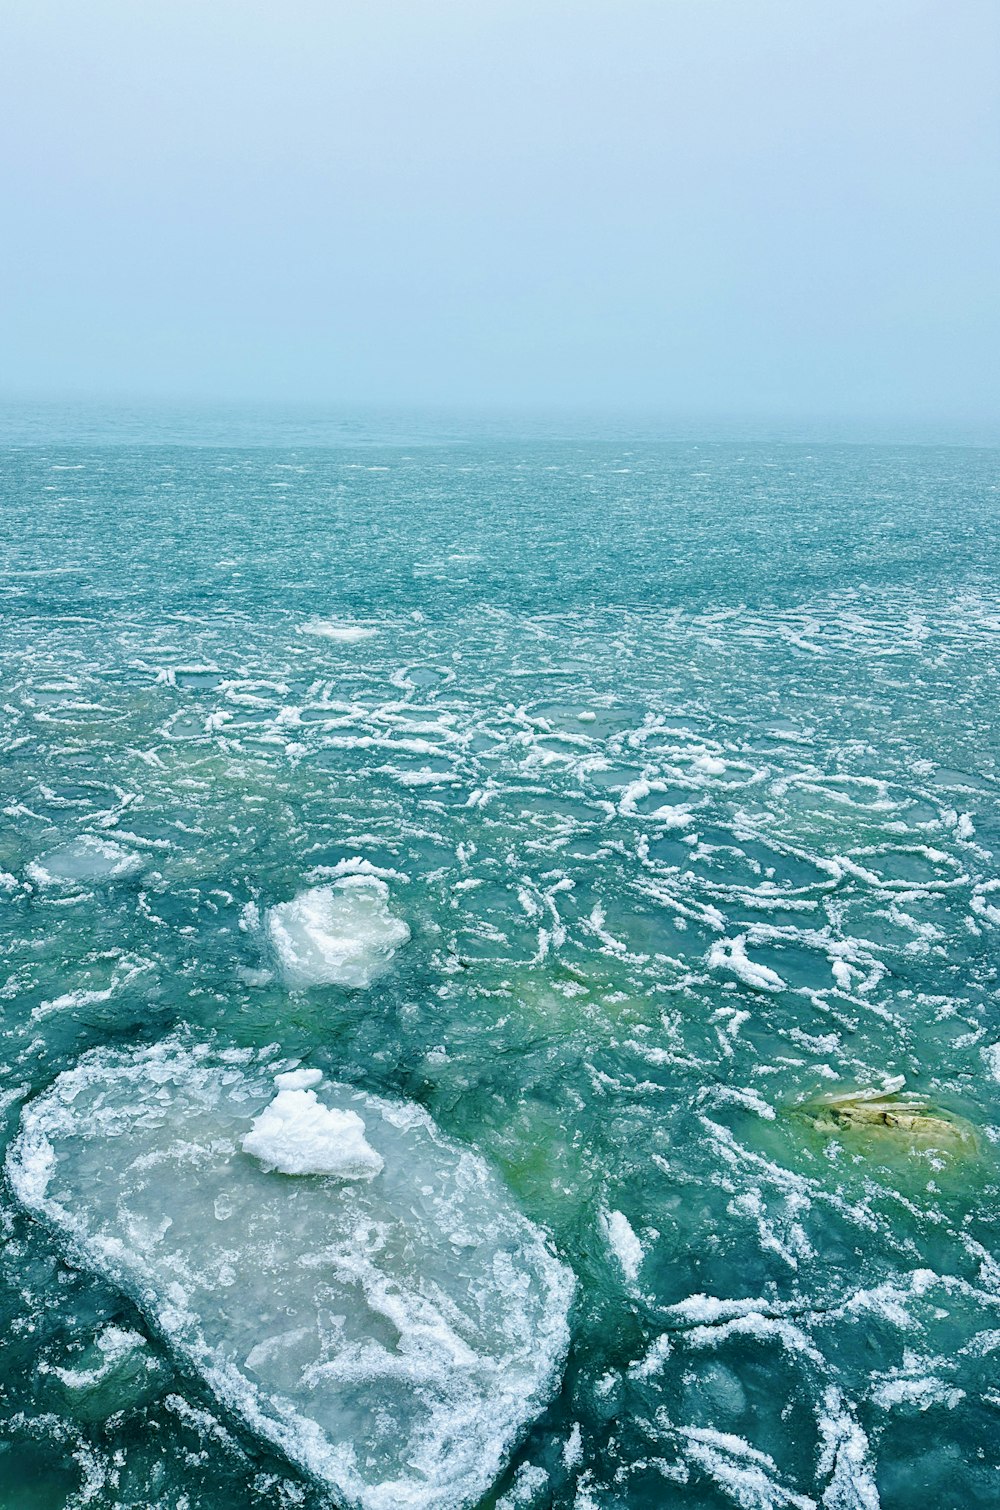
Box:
[797,1079,976,1155]
[266,879,410,990]
[7,1038,574,1510]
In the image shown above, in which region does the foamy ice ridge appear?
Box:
[266,878,410,990]
[7,1038,574,1510]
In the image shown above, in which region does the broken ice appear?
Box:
[7,1038,574,1510]
[266,879,411,990]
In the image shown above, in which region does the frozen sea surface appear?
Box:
[1,426,1000,1508]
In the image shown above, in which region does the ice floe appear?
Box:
[298,619,377,642]
[7,1039,574,1510]
[26,834,143,888]
[266,879,410,990]
[798,1081,977,1156]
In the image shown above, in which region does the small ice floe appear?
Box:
[628,1332,673,1383]
[830,958,858,991]
[7,1037,574,1510]
[601,1208,644,1285]
[816,1386,880,1510]
[297,618,377,642]
[242,1070,384,1179]
[562,1421,584,1468]
[26,835,143,889]
[955,812,976,841]
[618,777,692,826]
[266,879,410,990]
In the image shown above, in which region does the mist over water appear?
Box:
[1,418,999,1506]
[3,1,999,425]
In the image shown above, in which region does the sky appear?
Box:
[1,0,998,425]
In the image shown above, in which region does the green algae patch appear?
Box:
[486,960,662,1042]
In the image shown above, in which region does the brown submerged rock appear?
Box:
[797,1078,976,1155]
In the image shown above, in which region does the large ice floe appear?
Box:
[266,878,411,990]
[7,1038,574,1510]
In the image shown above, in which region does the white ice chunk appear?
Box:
[602,1209,644,1284]
[266,880,410,990]
[298,619,377,642]
[274,1067,324,1091]
[816,1387,881,1510]
[562,1422,584,1470]
[242,1088,384,1180]
[678,1426,815,1510]
[7,1038,573,1510]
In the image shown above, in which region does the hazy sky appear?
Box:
[2,0,998,421]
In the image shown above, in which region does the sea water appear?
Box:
[1,416,999,1508]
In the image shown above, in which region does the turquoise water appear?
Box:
[1,423,999,1508]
